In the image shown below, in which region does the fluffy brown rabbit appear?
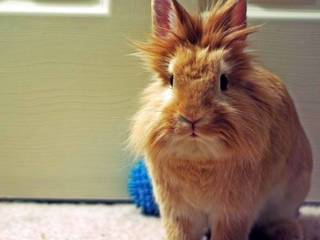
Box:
[129,0,313,239]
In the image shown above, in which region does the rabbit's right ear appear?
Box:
[152,0,173,37]
[152,0,193,38]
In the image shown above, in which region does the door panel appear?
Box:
[0,0,152,200]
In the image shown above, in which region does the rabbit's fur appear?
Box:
[129,0,313,239]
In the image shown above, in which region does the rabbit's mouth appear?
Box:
[174,125,201,139]
[191,132,198,138]
[167,129,227,160]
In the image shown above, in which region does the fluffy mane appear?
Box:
[135,0,258,80]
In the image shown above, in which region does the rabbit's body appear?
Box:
[130,1,312,239]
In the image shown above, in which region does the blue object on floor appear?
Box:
[128,160,160,216]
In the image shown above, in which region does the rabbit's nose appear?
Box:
[178,114,202,129]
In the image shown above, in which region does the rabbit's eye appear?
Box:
[169,74,174,87]
[220,74,228,91]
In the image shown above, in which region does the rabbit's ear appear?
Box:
[152,0,194,38]
[152,0,174,37]
[231,0,247,28]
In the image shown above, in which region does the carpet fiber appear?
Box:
[0,203,319,240]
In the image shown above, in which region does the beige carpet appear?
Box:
[0,202,319,240]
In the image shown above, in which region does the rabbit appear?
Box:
[129,0,313,239]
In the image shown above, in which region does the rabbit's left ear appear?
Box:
[231,0,247,27]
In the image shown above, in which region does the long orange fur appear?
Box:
[130,1,313,239]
